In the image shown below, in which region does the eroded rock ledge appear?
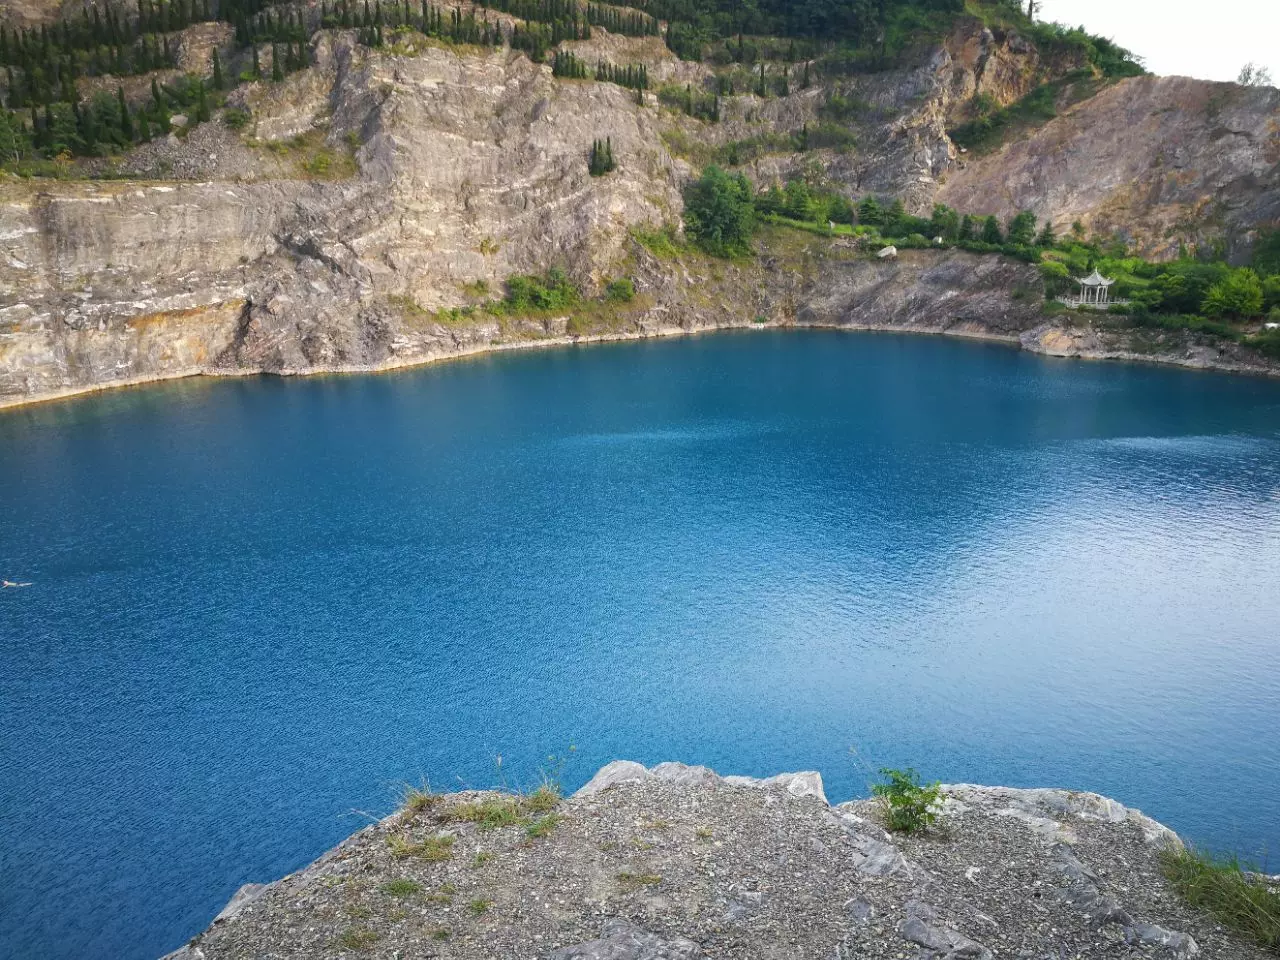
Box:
[165,760,1269,960]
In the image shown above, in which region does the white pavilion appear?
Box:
[1069,270,1118,306]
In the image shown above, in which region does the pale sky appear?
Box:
[1038,0,1279,85]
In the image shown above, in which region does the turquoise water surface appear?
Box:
[2,331,1279,959]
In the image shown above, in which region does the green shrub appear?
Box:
[605,277,636,302]
[683,165,755,257]
[501,268,579,312]
[222,108,251,130]
[871,767,940,834]
[1202,268,1264,318]
[1246,328,1280,360]
[632,226,683,260]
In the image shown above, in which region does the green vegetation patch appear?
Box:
[872,767,941,834]
[445,785,560,831]
[949,70,1106,154]
[379,878,423,897]
[1160,846,1280,953]
[336,927,381,951]
[385,832,455,861]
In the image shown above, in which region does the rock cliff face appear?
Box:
[0,19,1277,409]
[163,760,1272,960]
[938,75,1280,261]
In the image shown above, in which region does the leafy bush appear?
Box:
[683,165,755,257]
[1202,269,1264,318]
[502,268,579,312]
[222,107,251,130]
[605,277,636,302]
[871,767,940,834]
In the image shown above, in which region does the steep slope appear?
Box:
[0,13,1277,408]
[938,75,1280,261]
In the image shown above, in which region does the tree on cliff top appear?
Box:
[683,165,755,257]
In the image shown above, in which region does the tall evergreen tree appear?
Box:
[980,215,1004,245]
[117,85,133,140]
[211,47,224,89]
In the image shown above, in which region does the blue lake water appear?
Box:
[2,330,1280,959]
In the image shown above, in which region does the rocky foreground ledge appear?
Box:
[167,761,1268,959]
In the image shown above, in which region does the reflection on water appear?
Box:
[2,331,1279,960]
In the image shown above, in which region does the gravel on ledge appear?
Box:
[164,761,1268,959]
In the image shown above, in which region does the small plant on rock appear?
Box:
[871,767,941,834]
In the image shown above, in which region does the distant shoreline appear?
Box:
[4,317,1277,414]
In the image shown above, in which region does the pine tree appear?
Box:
[252,45,261,79]
[981,215,1004,245]
[857,195,883,226]
[1036,221,1057,248]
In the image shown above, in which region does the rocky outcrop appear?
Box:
[0,21,1277,409]
[938,75,1280,261]
[162,760,1267,959]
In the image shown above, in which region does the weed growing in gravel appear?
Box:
[525,814,563,839]
[871,768,941,834]
[446,785,561,830]
[617,871,662,887]
[336,926,380,950]
[379,878,422,898]
[695,827,713,841]
[385,832,455,861]
[401,783,440,816]
[469,898,494,914]
[429,927,451,940]
[1160,846,1280,952]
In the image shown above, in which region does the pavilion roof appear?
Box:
[1077,270,1115,286]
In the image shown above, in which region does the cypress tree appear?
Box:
[137,108,150,141]
[270,43,282,81]
[194,78,209,122]
[252,44,261,78]
[211,48,223,89]
[117,85,133,140]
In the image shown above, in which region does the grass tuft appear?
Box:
[525,814,563,839]
[402,784,440,816]
[446,785,561,830]
[379,878,422,898]
[1160,846,1280,952]
[336,926,380,950]
[385,832,455,862]
[469,898,494,914]
[617,871,662,887]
